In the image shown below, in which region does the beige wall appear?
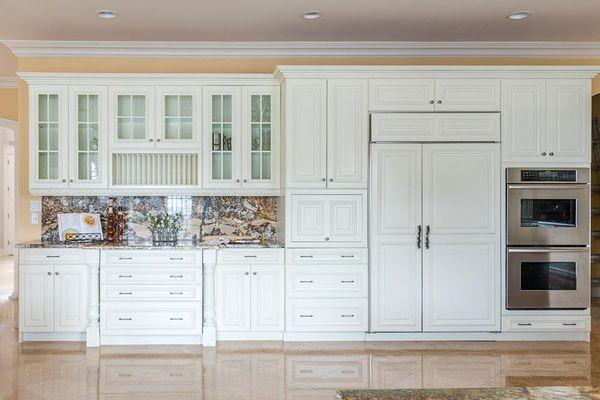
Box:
[15,56,600,242]
[0,89,18,121]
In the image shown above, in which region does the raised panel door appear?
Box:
[251,265,284,331]
[327,79,368,189]
[327,195,366,245]
[54,265,88,332]
[434,79,500,111]
[108,86,155,148]
[547,79,591,164]
[289,194,327,243]
[501,80,547,163]
[369,78,435,112]
[216,265,251,331]
[285,79,327,188]
[370,144,422,332]
[20,265,54,332]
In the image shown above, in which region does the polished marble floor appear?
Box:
[0,255,598,399]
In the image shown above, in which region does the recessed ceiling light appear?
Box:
[302,11,322,20]
[97,9,117,19]
[507,11,530,20]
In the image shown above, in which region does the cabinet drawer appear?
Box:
[101,285,202,302]
[286,355,369,389]
[101,267,202,285]
[502,316,590,332]
[102,250,200,266]
[217,248,284,264]
[286,265,368,298]
[19,248,96,264]
[100,302,202,335]
[286,298,368,332]
[286,248,368,264]
[100,358,202,394]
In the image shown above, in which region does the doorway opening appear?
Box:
[0,118,17,304]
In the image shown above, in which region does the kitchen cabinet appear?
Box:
[369,78,500,112]
[287,192,367,247]
[109,86,155,148]
[155,86,202,148]
[370,143,500,333]
[284,78,368,189]
[502,78,590,164]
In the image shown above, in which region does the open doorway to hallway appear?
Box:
[0,118,16,303]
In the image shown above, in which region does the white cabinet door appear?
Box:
[155,86,202,148]
[547,79,591,164]
[203,86,242,189]
[327,79,368,189]
[20,265,54,332]
[327,194,366,245]
[501,80,547,164]
[250,265,284,331]
[241,86,280,190]
[109,86,155,148]
[29,86,69,189]
[68,85,109,189]
[289,194,327,243]
[422,144,500,332]
[434,79,500,111]
[370,144,422,332]
[216,265,251,331]
[54,265,88,332]
[285,79,327,188]
[369,78,435,112]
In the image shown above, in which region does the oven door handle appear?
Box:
[507,184,589,190]
[508,247,589,253]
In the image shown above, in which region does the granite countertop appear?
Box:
[17,238,284,250]
[337,387,600,400]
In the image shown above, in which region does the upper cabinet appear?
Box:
[109,86,155,149]
[156,86,202,148]
[284,78,368,189]
[502,79,590,164]
[369,78,500,112]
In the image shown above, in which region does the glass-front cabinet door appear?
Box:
[203,86,241,189]
[108,86,155,148]
[29,86,69,189]
[241,86,279,190]
[156,87,201,148]
[68,86,108,188]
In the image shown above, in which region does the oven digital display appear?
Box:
[520,170,577,182]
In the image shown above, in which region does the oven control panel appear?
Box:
[520,170,577,182]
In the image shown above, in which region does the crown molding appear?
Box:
[0,76,17,88]
[6,40,600,58]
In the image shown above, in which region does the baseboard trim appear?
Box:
[217,332,283,341]
[100,335,203,345]
[21,332,86,342]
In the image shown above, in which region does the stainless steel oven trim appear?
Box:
[506,168,590,184]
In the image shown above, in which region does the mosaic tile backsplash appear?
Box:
[41,196,278,242]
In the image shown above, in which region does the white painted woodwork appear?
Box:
[286,264,368,298]
[547,79,591,163]
[370,144,422,332]
[286,298,368,332]
[502,315,591,332]
[102,249,200,265]
[217,248,284,264]
[369,78,435,111]
[101,266,202,285]
[216,265,251,331]
[285,248,368,264]
[54,265,88,332]
[20,265,54,332]
[108,85,156,149]
[371,113,500,142]
[284,79,327,188]
[250,264,284,331]
[101,284,202,302]
[326,79,368,189]
[371,356,424,389]
[154,86,202,148]
[20,248,90,264]
[68,85,109,189]
[434,79,500,111]
[289,195,327,242]
[29,85,69,189]
[422,144,499,332]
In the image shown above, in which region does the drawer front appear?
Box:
[19,248,95,264]
[101,267,202,285]
[101,302,202,335]
[286,298,368,332]
[286,248,368,264]
[217,248,284,264]
[101,285,202,302]
[102,250,200,266]
[100,358,202,394]
[286,265,368,298]
[286,355,369,389]
[502,316,590,332]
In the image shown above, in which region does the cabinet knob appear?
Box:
[429,100,434,104]
[149,139,154,142]
[325,237,330,241]
[243,179,247,183]
[329,178,333,182]
[321,178,326,182]
[252,272,257,276]
[549,152,554,156]
[55,272,59,275]
[47,272,52,276]
[437,100,442,104]
[62,179,67,183]
[541,152,547,156]
[236,179,240,183]
[69,179,73,183]
[156,139,161,142]
[245,272,250,275]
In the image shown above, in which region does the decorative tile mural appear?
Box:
[41,196,278,242]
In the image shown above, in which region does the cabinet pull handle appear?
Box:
[417,225,422,249]
[69,179,74,183]
[55,272,60,275]
[324,237,330,241]
[300,280,314,283]
[170,257,184,261]
[170,291,184,295]
[340,255,355,258]
[46,255,60,258]
[119,292,132,295]
[118,257,133,260]
[299,255,314,258]
[300,314,314,318]
[170,317,184,321]
[425,225,431,249]
[321,178,326,182]
[341,314,355,318]
[517,323,532,326]
[62,179,67,183]
[253,271,257,276]
[341,280,355,283]
[118,317,132,321]
[245,272,250,275]
[562,322,577,326]
[149,139,154,142]
[118,275,132,278]
[170,275,184,278]
[329,178,333,182]
[156,139,161,142]
[47,272,52,276]
[244,255,258,258]
[541,152,547,156]
[437,100,442,104]
[429,100,434,105]
[549,152,554,156]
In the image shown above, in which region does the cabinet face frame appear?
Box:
[29,85,69,189]
[155,86,202,149]
[68,85,109,189]
[108,85,156,149]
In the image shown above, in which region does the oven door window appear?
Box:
[520,199,576,228]
[521,262,577,290]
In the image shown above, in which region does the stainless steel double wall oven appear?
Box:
[506,168,591,309]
